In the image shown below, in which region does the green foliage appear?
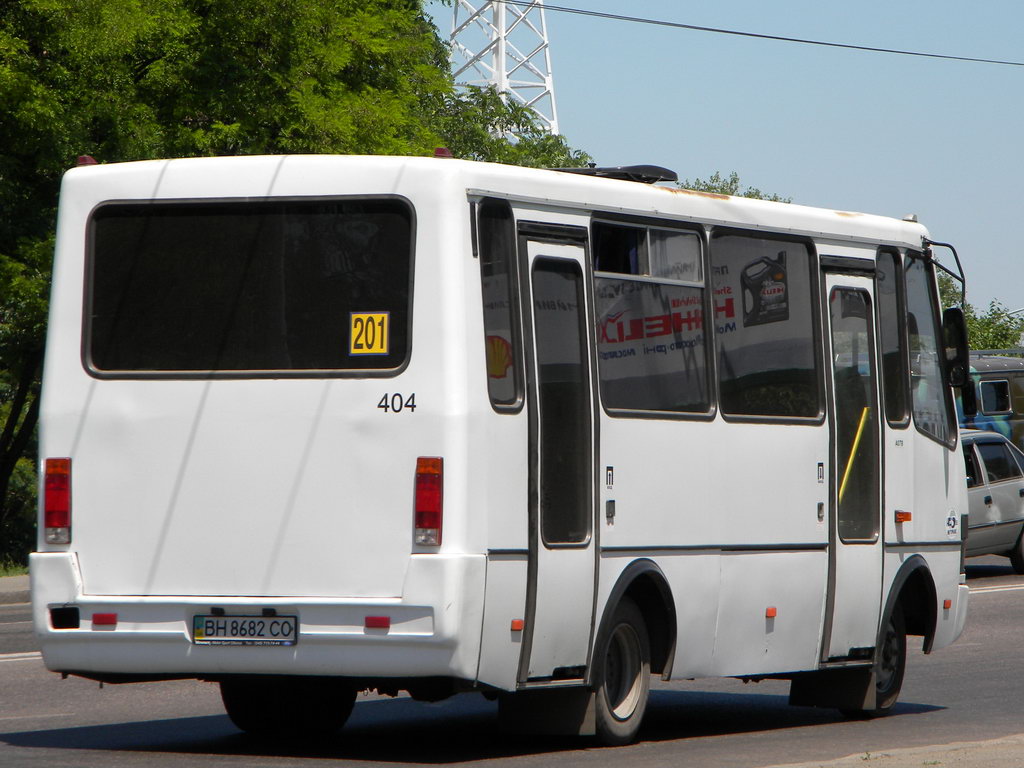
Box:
[0,561,28,577]
[0,0,592,563]
[434,86,591,168]
[939,274,1024,351]
[963,301,1024,350]
[679,170,791,203]
[0,453,35,567]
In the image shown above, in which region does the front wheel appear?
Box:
[220,676,356,737]
[872,603,907,714]
[593,597,651,746]
[842,604,906,718]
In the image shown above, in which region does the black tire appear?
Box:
[593,597,651,746]
[842,604,906,718]
[220,676,356,737]
[1009,531,1024,575]
[872,603,906,714]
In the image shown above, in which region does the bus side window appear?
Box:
[478,198,522,410]
[592,220,710,414]
[905,254,956,445]
[980,380,1012,414]
[709,232,821,419]
[876,249,910,426]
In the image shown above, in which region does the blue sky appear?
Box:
[426,1,1023,312]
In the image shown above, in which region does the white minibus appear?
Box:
[32,154,971,744]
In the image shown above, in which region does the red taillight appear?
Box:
[414,457,443,546]
[44,458,71,545]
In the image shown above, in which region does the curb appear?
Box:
[764,734,1024,767]
[0,590,30,605]
[0,575,30,606]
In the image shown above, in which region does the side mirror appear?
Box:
[943,307,977,414]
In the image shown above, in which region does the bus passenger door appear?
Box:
[517,230,598,683]
[823,274,884,661]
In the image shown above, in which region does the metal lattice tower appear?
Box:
[450,0,560,135]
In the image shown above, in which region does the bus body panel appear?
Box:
[961,354,1024,450]
[476,555,529,689]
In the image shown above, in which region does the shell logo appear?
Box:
[486,335,513,379]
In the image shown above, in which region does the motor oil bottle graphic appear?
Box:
[741,251,789,327]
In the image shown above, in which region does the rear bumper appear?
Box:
[30,551,486,681]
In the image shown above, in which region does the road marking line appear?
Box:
[970,584,1024,594]
[0,714,71,722]
[0,620,33,626]
[0,651,41,663]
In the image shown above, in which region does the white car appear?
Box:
[962,429,1024,572]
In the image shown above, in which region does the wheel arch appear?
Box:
[595,559,677,679]
[882,555,938,653]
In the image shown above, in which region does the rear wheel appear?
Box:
[220,676,356,737]
[594,597,650,746]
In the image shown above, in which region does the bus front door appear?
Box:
[823,274,884,661]
[517,231,597,683]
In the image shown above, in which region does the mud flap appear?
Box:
[498,688,596,736]
[789,667,877,711]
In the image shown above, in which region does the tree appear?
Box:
[679,171,791,202]
[0,0,590,565]
[433,85,591,167]
[938,274,1024,351]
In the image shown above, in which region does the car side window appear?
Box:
[977,441,1024,483]
[964,445,981,488]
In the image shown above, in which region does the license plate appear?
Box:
[192,614,298,646]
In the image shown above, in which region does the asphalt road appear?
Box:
[1,557,1023,768]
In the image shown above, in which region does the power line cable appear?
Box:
[500,0,1024,68]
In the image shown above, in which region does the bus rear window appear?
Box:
[87,198,412,375]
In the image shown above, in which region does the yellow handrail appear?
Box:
[838,407,870,504]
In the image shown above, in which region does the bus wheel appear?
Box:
[1009,531,1024,574]
[220,676,356,736]
[843,604,906,718]
[873,604,906,713]
[594,597,651,746]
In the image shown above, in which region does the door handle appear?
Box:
[1019,488,1024,498]
[984,495,993,505]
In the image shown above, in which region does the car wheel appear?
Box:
[1010,531,1024,574]
[594,597,651,746]
[220,676,356,736]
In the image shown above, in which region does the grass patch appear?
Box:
[0,562,29,578]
